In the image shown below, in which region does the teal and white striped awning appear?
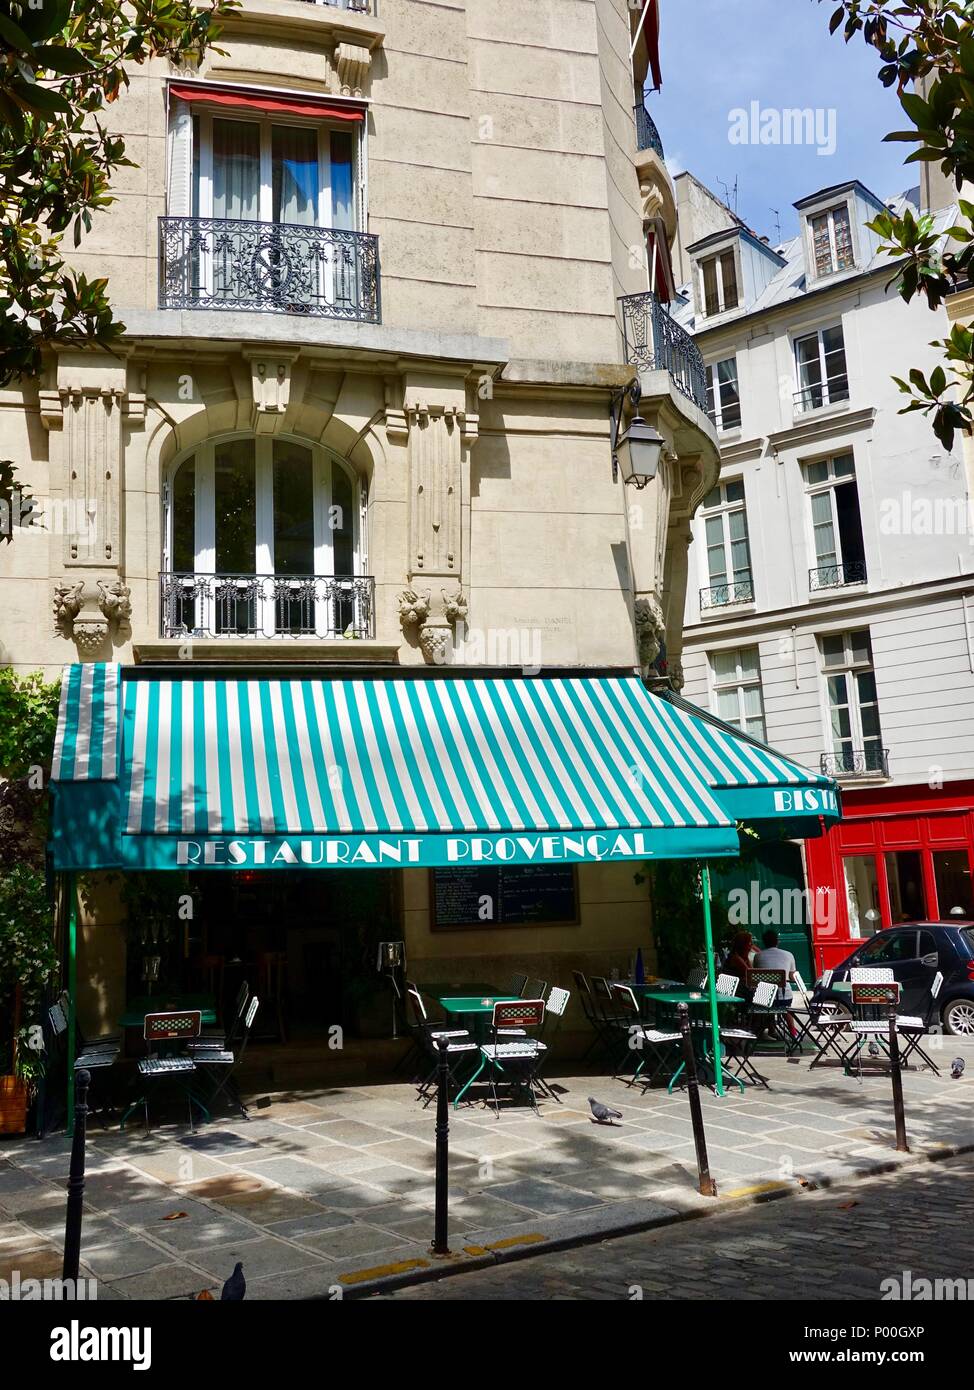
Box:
[48,665,838,871]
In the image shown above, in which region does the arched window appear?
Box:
[162,434,369,639]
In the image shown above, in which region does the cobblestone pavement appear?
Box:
[374,1151,974,1301]
[2,1043,974,1298]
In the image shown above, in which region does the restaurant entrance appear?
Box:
[174,869,400,1042]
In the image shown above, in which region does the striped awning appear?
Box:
[48,665,838,871]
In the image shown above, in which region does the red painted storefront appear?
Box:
[804,780,974,973]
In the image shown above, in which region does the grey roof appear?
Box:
[672,186,957,334]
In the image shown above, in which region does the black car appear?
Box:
[815,922,974,1035]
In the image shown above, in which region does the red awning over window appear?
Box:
[169,83,365,122]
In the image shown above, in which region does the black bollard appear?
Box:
[678,1003,716,1197]
[888,1008,909,1153]
[431,1038,451,1254]
[62,1068,90,1283]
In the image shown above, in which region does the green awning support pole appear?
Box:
[66,875,77,1137]
[701,863,725,1098]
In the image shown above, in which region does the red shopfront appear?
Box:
[804,780,974,972]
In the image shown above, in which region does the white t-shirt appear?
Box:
[753,945,797,1001]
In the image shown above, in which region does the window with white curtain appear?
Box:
[820,630,884,772]
[710,647,766,740]
[188,113,357,230]
[700,479,753,606]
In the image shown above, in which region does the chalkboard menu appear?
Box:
[431,865,578,932]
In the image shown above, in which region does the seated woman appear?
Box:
[723,931,755,991]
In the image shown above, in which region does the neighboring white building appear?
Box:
[672,177,974,969]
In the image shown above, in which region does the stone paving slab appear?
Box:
[2,1041,974,1299]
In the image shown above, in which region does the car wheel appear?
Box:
[942,998,974,1036]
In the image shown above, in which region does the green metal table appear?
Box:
[119,994,217,1029]
[640,989,746,1093]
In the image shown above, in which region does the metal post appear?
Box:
[66,875,77,1137]
[678,1003,716,1197]
[888,1008,909,1153]
[62,1068,90,1283]
[431,1038,451,1254]
[700,864,725,1097]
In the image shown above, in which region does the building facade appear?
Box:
[674,174,974,973]
[2,1,724,1041]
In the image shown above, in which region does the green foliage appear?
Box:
[650,860,729,982]
[0,666,60,777]
[0,863,58,1086]
[822,1,974,450]
[0,0,238,533]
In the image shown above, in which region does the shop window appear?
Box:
[932,849,974,918]
[842,854,881,937]
[884,850,927,924]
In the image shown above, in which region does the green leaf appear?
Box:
[7,81,74,116]
[33,46,93,77]
[0,11,36,55]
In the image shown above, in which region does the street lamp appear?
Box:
[611,380,666,489]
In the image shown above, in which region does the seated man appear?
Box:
[753,929,798,1037]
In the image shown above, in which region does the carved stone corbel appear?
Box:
[53,576,132,656]
[334,42,371,96]
[634,594,666,672]
[247,352,297,434]
[397,587,430,632]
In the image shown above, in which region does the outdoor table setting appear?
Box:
[632,983,748,1093]
[118,993,217,1054]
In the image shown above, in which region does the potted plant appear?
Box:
[0,865,58,1135]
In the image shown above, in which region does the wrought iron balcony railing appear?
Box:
[619,293,708,413]
[158,217,381,323]
[295,0,372,10]
[634,103,665,159]
[700,578,754,610]
[820,748,890,779]
[809,560,867,592]
[160,573,375,640]
[794,375,849,414]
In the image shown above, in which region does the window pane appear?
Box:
[821,634,845,666]
[822,325,848,401]
[724,478,745,504]
[796,333,823,407]
[811,490,836,565]
[811,212,833,277]
[273,439,314,575]
[715,688,740,724]
[172,457,196,572]
[933,850,974,918]
[720,251,739,309]
[850,629,872,665]
[702,257,720,316]
[705,514,727,584]
[832,205,854,269]
[212,119,260,221]
[833,452,855,478]
[843,855,881,937]
[805,460,829,486]
[885,851,927,924]
[330,130,355,230]
[702,485,721,509]
[214,438,256,573]
[738,647,759,681]
[331,462,354,577]
[272,125,318,227]
[712,650,739,684]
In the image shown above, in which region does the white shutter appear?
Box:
[167,98,194,217]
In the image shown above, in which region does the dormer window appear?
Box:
[809,203,854,278]
[700,249,739,317]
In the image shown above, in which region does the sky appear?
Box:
[651,0,917,244]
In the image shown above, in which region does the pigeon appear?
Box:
[588,1096,622,1125]
[220,1262,246,1301]
[951,1057,966,1080]
[867,1040,880,1057]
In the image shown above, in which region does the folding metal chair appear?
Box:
[571,970,607,1062]
[897,972,943,1075]
[510,972,528,998]
[198,979,249,1048]
[197,996,260,1117]
[840,981,901,1073]
[464,999,548,1115]
[532,985,571,1101]
[523,977,548,1001]
[721,981,777,1089]
[610,983,681,1092]
[404,984,477,1105]
[123,1010,204,1131]
[748,967,800,1054]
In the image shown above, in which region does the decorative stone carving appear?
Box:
[397,587,430,631]
[408,405,462,577]
[247,353,297,434]
[334,42,371,96]
[53,575,131,654]
[668,658,685,692]
[442,588,468,627]
[418,625,451,666]
[634,594,666,670]
[53,580,85,639]
[97,577,133,630]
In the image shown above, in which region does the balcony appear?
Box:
[700,578,754,611]
[160,573,375,640]
[619,293,708,413]
[820,748,890,779]
[634,102,664,159]
[158,217,381,323]
[809,560,867,592]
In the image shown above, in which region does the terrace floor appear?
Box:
[3,1040,974,1299]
